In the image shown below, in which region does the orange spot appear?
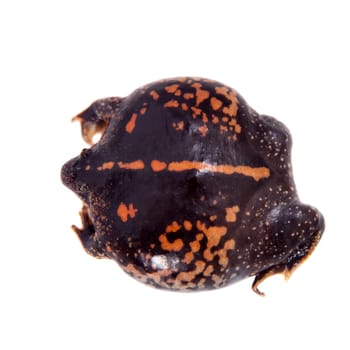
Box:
[222,117,229,122]
[150,90,159,101]
[191,106,202,116]
[217,239,235,267]
[203,265,214,277]
[158,221,183,252]
[164,100,179,108]
[212,115,220,124]
[118,160,145,170]
[167,161,270,181]
[97,161,115,171]
[191,82,210,106]
[166,221,182,233]
[140,107,147,115]
[125,113,138,133]
[196,221,228,261]
[196,233,204,241]
[121,263,173,288]
[151,160,167,172]
[184,220,192,231]
[102,161,114,170]
[159,234,184,252]
[182,252,194,264]
[215,86,238,117]
[177,260,206,282]
[189,240,201,253]
[117,202,138,222]
[181,103,189,111]
[209,215,217,222]
[175,90,182,96]
[165,84,180,93]
[184,93,194,100]
[235,124,242,134]
[198,124,208,137]
[225,205,240,222]
[228,119,237,126]
[173,121,184,131]
[210,97,223,111]
[202,112,209,123]
[85,165,91,171]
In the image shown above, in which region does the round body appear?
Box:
[61,77,324,294]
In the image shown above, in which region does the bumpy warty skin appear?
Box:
[61,77,325,295]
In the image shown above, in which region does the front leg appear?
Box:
[72,204,106,258]
[72,96,122,145]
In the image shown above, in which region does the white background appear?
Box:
[1,1,349,349]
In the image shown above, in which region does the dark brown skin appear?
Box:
[61,77,325,295]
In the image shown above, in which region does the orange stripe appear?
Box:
[125,113,138,133]
[118,160,145,170]
[117,159,269,181]
[167,161,269,181]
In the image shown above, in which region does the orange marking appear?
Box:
[151,160,167,172]
[167,161,270,181]
[217,239,235,267]
[164,100,179,108]
[182,252,194,264]
[118,160,145,170]
[198,124,208,136]
[212,115,219,124]
[175,90,182,96]
[176,260,206,282]
[117,202,138,222]
[210,97,223,111]
[184,92,194,100]
[183,220,192,231]
[159,234,184,252]
[191,106,202,116]
[159,221,183,252]
[85,165,91,171]
[203,265,214,277]
[125,113,138,133]
[228,119,237,126]
[190,240,201,253]
[196,221,228,261]
[225,205,240,222]
[165,84,180,93]
[172,121,184,131]
[209,215,217,222]
[191,82,210,106]
[150,90,159,101]
[215,86,238,117]
[140,107,147,115]
[181,103,189,111]
[122,263,173,288]
[235,124,242,134]
[202,112,209,123]
[97,161,115,171]
[165,221,181,233]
